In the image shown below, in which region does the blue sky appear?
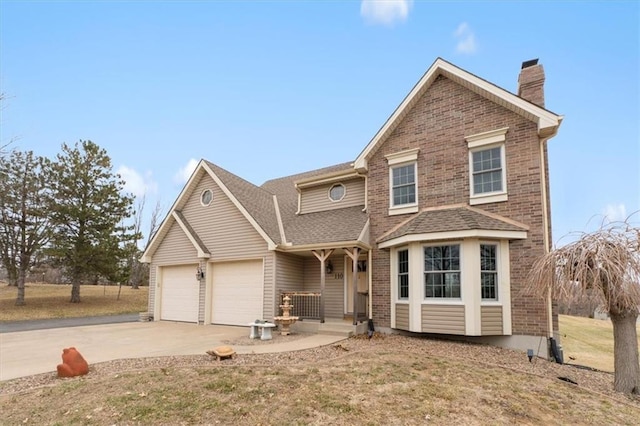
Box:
[1,1,638,246]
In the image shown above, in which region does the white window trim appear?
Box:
[327,183,346,202]
[396,247,410,301]
[480,241,499,302]
[200,189,213,206]
[466,128,508,205]
[386,149,419,215]
[422,242,463,301]
[389,238,512,335]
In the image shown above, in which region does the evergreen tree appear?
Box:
[46,141,136,302]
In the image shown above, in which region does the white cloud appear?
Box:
[602,203,628,223]
[174,158,199,185]
[360,0,413,26]
[118,165,158,197]
[454,22,477,54]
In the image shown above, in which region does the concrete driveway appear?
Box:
[0,321,345,381]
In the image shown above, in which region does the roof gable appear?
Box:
[354,58,563,171]
[141,160,278,262]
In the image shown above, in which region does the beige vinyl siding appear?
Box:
[395,304,410,330]
[182,175,270,259]
[481,305,504,335]
[421,304,466,335]
[300,178,365,214]
[181,174,274,322]
[274,253,304,314]
[148,221,199,315]
[262,252,275,319]
[302,255,345,319]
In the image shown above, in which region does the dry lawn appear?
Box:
[560,314,640,372]
[1,334,639,426]
[0,283,148,321]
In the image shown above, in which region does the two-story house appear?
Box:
[141,58,563,357]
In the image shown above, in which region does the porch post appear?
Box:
[312,249,333,323]
[344,247,361,325]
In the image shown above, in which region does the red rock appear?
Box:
[56,347,89,378]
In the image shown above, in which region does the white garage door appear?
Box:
[211,259,263,326]
[160,264,199,323]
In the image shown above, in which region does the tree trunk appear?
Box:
[15,268,26,306]
[70,281,81,303]
[610,310,640,394]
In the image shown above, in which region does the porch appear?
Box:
[274,247,370,327]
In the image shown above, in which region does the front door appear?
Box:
[345,257,367,314]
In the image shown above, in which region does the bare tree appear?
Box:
[0,150,50,304]
[527,220,640,394]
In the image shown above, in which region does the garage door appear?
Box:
[211,260,263,326]
[160,264,199,323]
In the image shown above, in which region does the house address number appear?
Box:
[333,273,343,280]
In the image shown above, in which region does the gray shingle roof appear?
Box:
[204,160,367,248]
[378,206,528,243]
[205,161,282,245]
[261,162,368,246]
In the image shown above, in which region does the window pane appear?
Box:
[329,184,345,201]
[480,244,498,300]
[392,164,416,206]
[398,249,409,299]
[424,245,461,299]
[472,147,503,194]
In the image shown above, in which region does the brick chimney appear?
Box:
[517,58,545,107]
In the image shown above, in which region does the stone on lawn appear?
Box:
[57,347,89,378]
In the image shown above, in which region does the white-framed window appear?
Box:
[480,243,498,300]
[386,148,419,215]
[201,189,213,206]
[466,127,508,205]
[471,146,503,194]
[398,248,409,300]
[391,164,416,206]
[328,183,346,202]
[424,244,461,299]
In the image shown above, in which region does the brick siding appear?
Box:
[368,75,552,337]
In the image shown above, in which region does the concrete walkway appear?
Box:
[0,321,346,381]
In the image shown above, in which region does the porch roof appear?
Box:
[377,205,529,245]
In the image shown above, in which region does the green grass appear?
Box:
[0,283,148,321]
[560,314,640,372]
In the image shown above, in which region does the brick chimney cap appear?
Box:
[521,58,539,69]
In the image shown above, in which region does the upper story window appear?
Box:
[392,164,416,205]
[472,146,503,194]
[328,183,346,202]
[385,148,419,215]
[424,244,461,299]
[201,189,213,206]
[466,127,509,205]
[480,243,498,300]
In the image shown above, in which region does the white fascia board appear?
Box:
[354,59,563,171]
[279,240,371,253]
[171,211,210,259]
[378,229,528,249]
[436,61,562,136]
[295,170,361,189]
[140,159,207,262]
[201,163,278,251]
[354,60,443,171]
[273,195,289,245]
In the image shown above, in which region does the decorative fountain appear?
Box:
[273,295,299,335]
